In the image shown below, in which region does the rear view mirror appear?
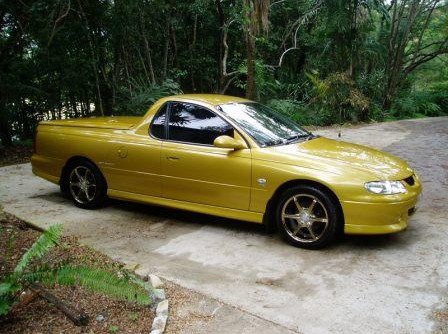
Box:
[213,135,248,150]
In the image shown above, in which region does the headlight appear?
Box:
[364,181,407,194]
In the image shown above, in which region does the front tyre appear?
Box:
[276,185,339,249]
[66,161,107,209]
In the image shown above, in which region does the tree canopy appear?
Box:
[1,0,447,146]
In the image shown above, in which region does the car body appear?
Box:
[31,94,422,248]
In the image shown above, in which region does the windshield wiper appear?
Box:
[264,139,285,147]
[284,133,313,144]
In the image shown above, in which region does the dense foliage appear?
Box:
[1,0,447,145]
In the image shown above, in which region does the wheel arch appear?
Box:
[60,156,107,193]
[263,179,345,235]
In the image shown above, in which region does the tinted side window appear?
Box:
[151,104,167,139]
[168,102,234,145]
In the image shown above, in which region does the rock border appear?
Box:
[140,273,169,334]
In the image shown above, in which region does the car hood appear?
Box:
[261,136,413,180]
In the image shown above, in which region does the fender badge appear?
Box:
[257,178,267,186]
[118,146,128,158]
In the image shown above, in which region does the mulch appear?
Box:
[0,212,155,334]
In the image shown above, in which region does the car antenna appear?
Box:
[338,109,342,139]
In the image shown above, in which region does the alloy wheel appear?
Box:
[281,194,329,243]
[69,166,97,204]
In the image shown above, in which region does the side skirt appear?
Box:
[107,189,264,224]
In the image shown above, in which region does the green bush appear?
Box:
[306,72,371,123]
[391,90,448,118]
[431,90,448,114]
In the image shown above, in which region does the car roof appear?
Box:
[166,94,251,106]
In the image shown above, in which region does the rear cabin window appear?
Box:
[151,104,167,139]
[167,102,234,145]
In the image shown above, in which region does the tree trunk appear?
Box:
[382,0,423,110]
[20,99,33,140]
[189,14,198,92]
[71,96,79,118]
[215,0,225,92]
[162,16,170,82]
[0,104,12,146]
[245,31,256,100]
[77,0,104,116]
[139,8,156,84]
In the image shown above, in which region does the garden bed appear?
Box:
[0,212,155,334]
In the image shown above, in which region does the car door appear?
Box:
[159,101,251,210]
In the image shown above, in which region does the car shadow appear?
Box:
[29,191,414,250]
[338,232,413,250]
[109,198,266,234]
[29,191,265,234]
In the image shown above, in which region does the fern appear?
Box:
[21,266,151,305]
[306,71,329,97]
[56,266,151,305]
[14,224,62,275]
[0,297,11,316]
[1,224,152,317]
[22,266,152,305]
[0,282,17,316]
[0,283,12,296]
[419,102,441,116]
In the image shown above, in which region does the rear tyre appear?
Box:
[64,160,107,209]
[275,185,339,249]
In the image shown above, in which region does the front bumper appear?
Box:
[342,195,420,235]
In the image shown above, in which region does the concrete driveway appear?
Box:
[1,117,448,334]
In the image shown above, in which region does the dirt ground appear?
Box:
[0,211,155,334]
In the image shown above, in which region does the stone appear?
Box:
[148,274,163,288]
[156,300,169,316]
[124,262,140,271]
[151,315,168,332]
[150,288,166,304]
[96,314,105,322]
[134,267,150,280]
[150,330,162,334]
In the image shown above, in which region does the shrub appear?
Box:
[306,71,371,123]
[114,78,182,116]
[391,90,448,118]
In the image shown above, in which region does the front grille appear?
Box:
[403,175,415,186]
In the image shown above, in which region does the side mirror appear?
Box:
[213,135,248,150]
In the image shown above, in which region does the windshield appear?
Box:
[218,102,312,147]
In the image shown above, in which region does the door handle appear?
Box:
[167,156,179,161]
